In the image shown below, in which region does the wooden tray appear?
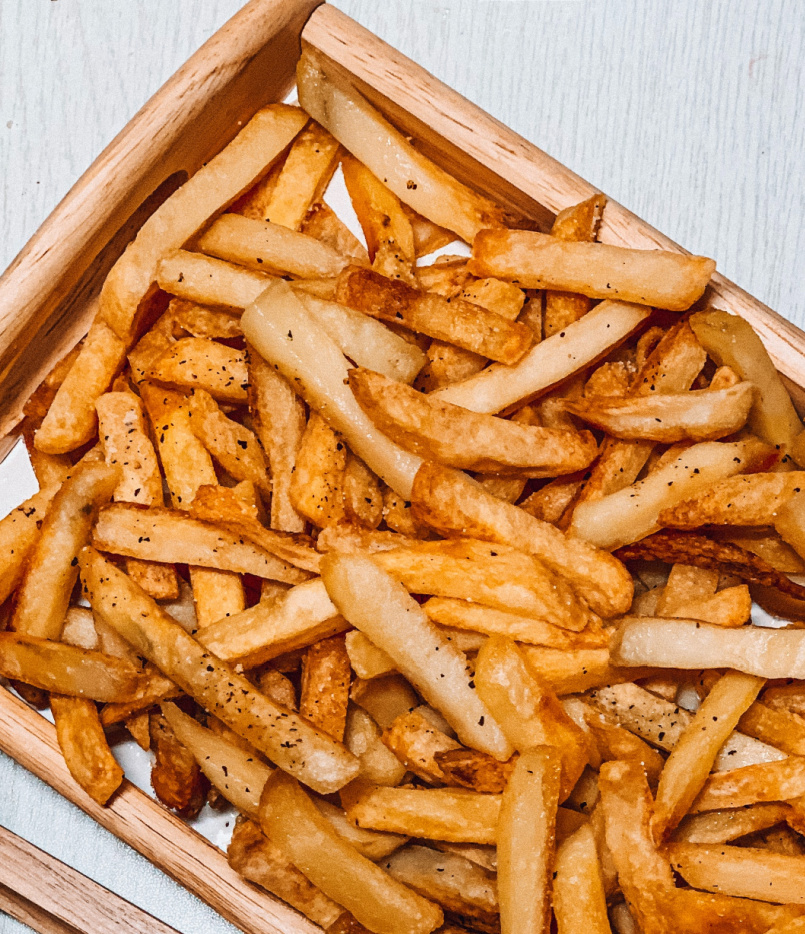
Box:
[1,1,805,932]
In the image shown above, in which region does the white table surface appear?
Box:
[0,1,803,931]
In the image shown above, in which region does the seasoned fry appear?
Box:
[145,337,249,404]
[321,553,511,759]
[170,299,242,339]
[157,249,275,308]
[342,453,383,529]
[261,770,443,934]
[381,710,462,784]
[433,747,514,794]
[345,705,407,786]
[149,711,205,817]
[290,411,347,527]
[674,804,795,844]
[303,200,369,265]
[81,548,359,793]
[552,823,610,934]
[337,266,533,365]
[300,635,351,741]
[691,758,805,813]
[0,486,59,605]
[471,230,715,311]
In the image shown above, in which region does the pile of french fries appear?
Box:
[9,45,805,934]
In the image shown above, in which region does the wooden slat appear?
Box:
[301,4,805,400]
[0,688,321,934]
[0,825,181,934]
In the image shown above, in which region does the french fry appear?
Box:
[474,636,588,799]
[669,842,805,904]
[497,747,561,934]
[581,704,665,785]
[11,460,117,639]
[350,675,418,730]
[157,249,276,308]
[350,367,598,477]
[691,758,805,813]
[552,823,610,934]
[170,299,242,339]
[655,564,752,627]
[651,670,764,839]
[22,343,83,424]
[342,453,383,530]
[738,702,805,757]
[321,553,512,759]
[300,634,351,741]
[655,564,718,613]
[50,694,124,806]
[410,462,633,618]
[690,309,804,451]
[261,770,444,934]
[313,799,408,861]
[342,155,416,284]
[145,337,249,404]
[242,280,423,497]
[302,200,370,265]
[674,803,795,844]
[258,668,297,710]
[660,471,805,529]
[543,194,606,337]
[470,230,715,311]
[227,816,344,928]
[433,748,514,794]
[345,631,397,680]
[383,845,498,930]
[716,528,805,573]
[402,204,455,259]
[0,486,59,605]
[381,710,462,784]
[345,705,407,786]
[198,579,346,669]
[99,104,307,340]
[149,711,205,817]
[290,411,347,527]
[81,547,359,793]
[297,48,506,243]
[0,632,143,702]
[519,645,657,696]
[99,668,183,726]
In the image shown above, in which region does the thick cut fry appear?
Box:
[345,705,407,786]
[300,635,351,742]
[0,633,142,702]
[655,564,752,627]
[669,842,805,904]
[242,280,423,498]
[22,343,83,423]
[302,200,370,265]
[381,711,462,784]
[552,823,610,934]
[157,249,276,308]
[321,553,511,760]
[81,548,359,793]
[674,804,795,844]
[519,645,656,696]
[313,799,408,861]
[738,702,805,757]
[261,771,443,934]
[350,368,597,477]
[0,486,59,605]
[690,309,803,451]
[100,104,307,340]
[290,412,347,527]
[247,348,306,532]
[50,694,124,806]
[170,299,242,339]
[227,816,344,928]
[433,748,515,793]
[652,670,764,839]
[149,711,205,817]
[345,631,396,680]
[543,195,606,337]
[571,438,772,550]
[337,266,533,365]
[343,783,501,845]
[198,213,350,279]
[497,747,561,934]
[342,453,383,529]
[297,49,506,243]
[145,337,248,404]
[471,230,715,311]
[384,845,498,930]
[342,155,416,284]
[475,637,588,798]
[92,504,308,582]
[661,472,805,529]
[198,579,345,669]
[410,463,633,618]
[12,460,118,639]
[35,317,128,454]
[691,758,805,813]
[566,382,755,442]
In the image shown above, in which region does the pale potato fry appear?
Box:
[300,634,351,741]
[660,472,805,529]
[198,579,346,669]
[35,316,127,454]
[350,675,418,730]
[242,280,423,498]
[227,816,344,928]
[170,299,242,339]
[50,694,124,806]
[82,547,358,792]
[381,710,462,784]
[0,486,59,605]
[92,504,309,583]
[261,773,444,934]
[198,213,350,279]
[651,670,764,839]
[157,249,276,308]
[12,460,117,639]
[690,309,804,452]
[145,336,249,404]
[497,747,561,934]
[290,411,347,527]
[383,844,498,930]
[656,565,752,627]
[302,200,370,265]
[410,462,633,618]
[674,804,795,844]
[471,230,715,311]
[297,48,506,243]
[350,367,598,477]
[342,155,416,284]
[566,382,755,443]
[691,758,805,813]
[581,704,665,785]
[552,822,611,934]
[669,842,805,904]
[337,266,533,365]
[345,631,397,680]
[570,438,773,550]
[475,636,588,799]
[345,705,408,786]
[100,104,307,340]
[321,553,511,759]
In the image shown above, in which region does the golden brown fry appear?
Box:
[170,299,242,339]
[521,645,658,696]
[302,201,370,266]
[345,705,407,786]
[0,486,59,605]
[552,822,610,934]
[433,748,515,794]
[290,412,347,528]
[300,635,351,742]
[100,667,182,726]
[149,711,205,817]
[145,337,249,404]
[674,804,795,844]
[691,758,805,813]
[381,710,461,784]
[738,702,805,757]
[345,631,397,680]
[350,675,417,730]
[342,453,383,530]
[581,705,664,785]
